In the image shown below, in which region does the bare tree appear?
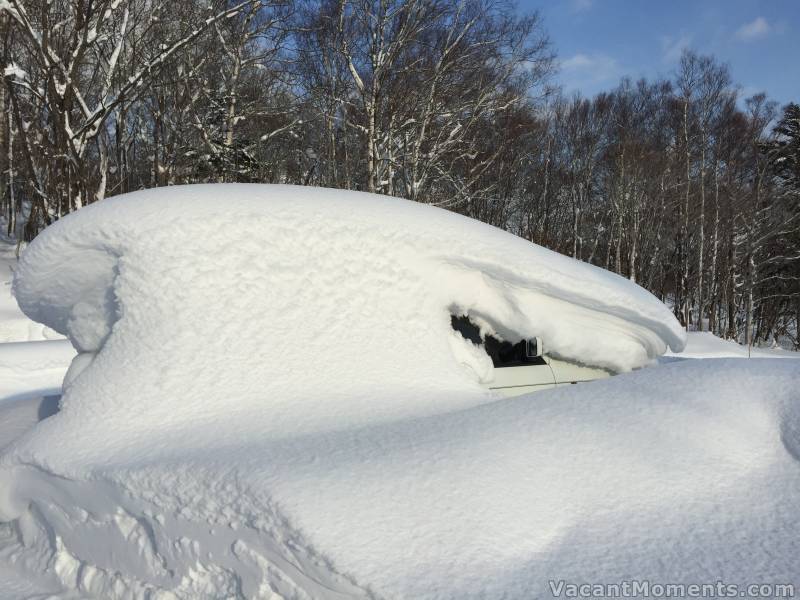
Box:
[1,0,265,234]
[1,1,797,350]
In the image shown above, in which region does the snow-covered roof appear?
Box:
[15,183,683,361]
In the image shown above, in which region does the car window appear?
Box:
[451,314,546,368]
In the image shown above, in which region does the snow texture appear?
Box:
[6,185,684,462]
[14,183,683,359]
[0,339,73,401]
[0,237,64,343]
[15,184,796,599]
[2,63,26,80]
[1,359,799,598]
[667,331,799,359]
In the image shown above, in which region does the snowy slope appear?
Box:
[0,359,798,598]
[5,184,799,598]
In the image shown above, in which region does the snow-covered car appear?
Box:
[18,185,783,600]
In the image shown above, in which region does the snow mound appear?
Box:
[0,184,698,597]
[10,185,683,455]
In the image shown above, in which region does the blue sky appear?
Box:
[522,0,799,107]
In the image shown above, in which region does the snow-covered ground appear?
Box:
[668,331,799,359]
[2,358,799,599]
[0,185,798,599]
[0,340,74,401]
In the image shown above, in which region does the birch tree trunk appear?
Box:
[696,127,706,330]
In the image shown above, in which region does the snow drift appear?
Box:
[1,359,799,598]
[0,183,733,598]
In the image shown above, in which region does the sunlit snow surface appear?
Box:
[0,236,63,344]
[7,185,685,467]
[1,185,798,599]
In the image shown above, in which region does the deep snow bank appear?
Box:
[1,359,799,599]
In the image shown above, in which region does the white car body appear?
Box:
[488,357,610,397]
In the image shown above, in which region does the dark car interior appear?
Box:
[450,314,546,368]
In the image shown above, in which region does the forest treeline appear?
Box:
[1,0,798,347]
